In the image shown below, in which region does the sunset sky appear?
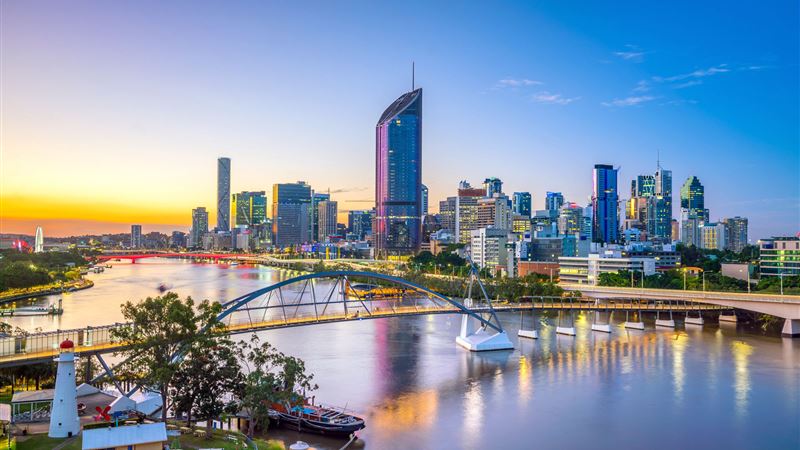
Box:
[1,1,798,239]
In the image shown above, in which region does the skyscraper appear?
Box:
[272,182,312,248]
[348,210,373,240]
[592,164,619,243]
[191,207,209,248]
[651,165,673,241]
[545,192,564,212]
[34,226,44,253]
[512,192,532,217]
[680,176,708,221]
[375,87,422,256]
[421,184,429,216]
[232,191,267,227]
[438,197,457,235]
[558,203,583,235]
[455,181,485,243]
[317,200,338,242]
[310,191,330,243]
[483,177,503,197]
[217,157,231,231]
[130,225,142,248]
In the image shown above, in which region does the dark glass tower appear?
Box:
[375,88,422,256]
[592,164,619,243]
[217,157,231,231]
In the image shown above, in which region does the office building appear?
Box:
[348,210,373,240]
[559,252,656,285]
[699,222,726,250]
[232,191,267,227]
[483,177,503,197]
[438,197,457,234]
[190,207,209,249]
[310,191,330,243]
[477,195,512,231]
[130,225,142,249]
[455,181,485,243]
[512,214,531,234]
[592,164,619,243]
[421,184,429,215]
[512,192,532,217]
[680,176,708,221]
[470,227,509,270]
[375,87,423,256]
[558,203,583,235]
[272,182,312,248]
[650,165,672,241]
[317,200,338,242]
[217,157,231,231]
[722,216,748,252]
[759,237,800,277]
[545,192,564,212]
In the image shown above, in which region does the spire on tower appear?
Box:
[412,61,415,91]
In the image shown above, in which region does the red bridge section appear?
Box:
[95,253,255,263]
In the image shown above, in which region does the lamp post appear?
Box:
[702,270,706,292]
[683,270,687,290]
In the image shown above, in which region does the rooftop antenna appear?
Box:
[412,61,415,91]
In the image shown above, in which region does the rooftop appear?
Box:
[82,422,167,449]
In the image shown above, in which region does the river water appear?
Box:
[9,260,800,449]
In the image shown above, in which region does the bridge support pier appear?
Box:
[655,305,675,328]
[623,310,644,330]
[556,310,576,336]
[719,313,738,323]
[591,310,612,333]
[517,310,538,339]
[456,315,514,351]
[782,319,800,337]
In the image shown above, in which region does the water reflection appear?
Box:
[731,340,753,418]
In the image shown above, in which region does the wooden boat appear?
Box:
[268,402,365,438]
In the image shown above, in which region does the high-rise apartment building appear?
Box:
[699,222,726,250]
[310,192,330,243]
[374,88,422,256]
[558,203,583,235]
[723,216,748,252]
[476,195,512,231]
[438,197,457,235]
[217,157,231,231]
[130,225,142,248]
[455,181,485,244]
[512,192,532,217]
[592,164,619,243]
[470,227,509,270]
[650,166,673,240]
[272,182,312,248]
[232,191,267,227]
[190,207,209,248]
[317,200,338,242]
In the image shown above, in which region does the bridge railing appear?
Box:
[0,323,124,357]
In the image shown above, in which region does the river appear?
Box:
[8,259,800,449]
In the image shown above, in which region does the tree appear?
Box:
[171,338,243,438]
[235,336,317,437]
[111,292,223,421]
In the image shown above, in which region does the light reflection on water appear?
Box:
[8,260,799,449]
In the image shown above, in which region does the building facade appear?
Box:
[130,225,142,249]
[272,182,312,248]
[545,191,564,212]
[455,182,485,244]
[190,207,208,248]
[512,192,532,217]
[317,200,338,242]
[592,164,619,243]
[722,216,748,252]
[699,222,726,250]
[759,237,800,277]
[232,191,267,227]
[374,88,423,256]
[217,157,231,231]
[559,253,656,285]
[470,227,509,269]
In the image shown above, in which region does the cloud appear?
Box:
[532,91,580,105]
[653,64,730,83]
[633,80,650,92]
[495,78,543,88]
[661,99,698,106]
[329,186,369,194]
[602,95,656,107]
[673,79,703,89]
[614,45,646,62]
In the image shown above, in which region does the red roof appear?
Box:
[60,339,74,349]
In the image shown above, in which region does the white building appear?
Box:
[49,340,79,438]
[559,251,656,285]
[470,227,509,270]
[82,422,167,450]
[34,226,44,253]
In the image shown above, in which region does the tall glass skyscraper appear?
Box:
[272,182,312,248]
[545,192,564,212]
[680,176,708,221]
[217,157,231,231]
[375,88,422,256]
[512,192,532,217]
[232,191,267,227]
[592,164,619,243]
[191,207,209,248]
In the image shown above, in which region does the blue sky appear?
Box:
[1,0,798,239]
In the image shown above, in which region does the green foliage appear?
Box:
[171,338,243,438]
[599,268,753,292]
[0,262,51,290]
[756,275,800,294]
[111,292,223,421]
[408,250,467,274]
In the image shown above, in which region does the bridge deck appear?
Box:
[0,302,723,368]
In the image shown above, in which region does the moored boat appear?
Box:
[268,402,365,438]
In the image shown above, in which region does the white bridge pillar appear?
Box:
[455,299,514,351]
[782,319,800,337]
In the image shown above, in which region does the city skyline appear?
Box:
[1,1,798,239]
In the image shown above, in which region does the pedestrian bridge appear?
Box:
[0,271,726,368]
[562,284,800,336]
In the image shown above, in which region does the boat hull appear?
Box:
[269,411,364,438]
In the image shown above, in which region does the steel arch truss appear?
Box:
[213,271,506,334]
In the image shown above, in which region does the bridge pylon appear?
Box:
[455,263,514,351]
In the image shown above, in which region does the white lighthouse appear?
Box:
[48,339,80,438]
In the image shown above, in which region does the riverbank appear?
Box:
[0,278,94,304]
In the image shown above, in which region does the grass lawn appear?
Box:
[16,434,81,450]
[170,429,284,450]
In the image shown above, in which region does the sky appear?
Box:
[1,0,798,239]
